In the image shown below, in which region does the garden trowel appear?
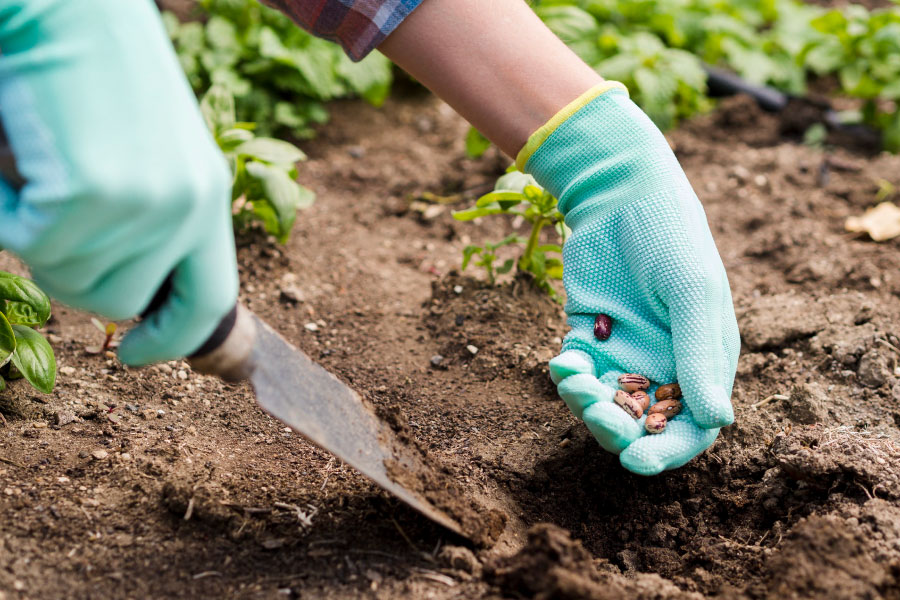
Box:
[174,302,466,538]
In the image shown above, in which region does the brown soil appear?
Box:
[1,91,900,599]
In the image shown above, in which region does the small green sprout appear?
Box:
[462,234,523,285]
[453,169,568,300]
[85,318,118,355]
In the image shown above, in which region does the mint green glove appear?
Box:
[0,0,237,366]
[517,83,740,476]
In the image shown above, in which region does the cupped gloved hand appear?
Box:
[0,0,237,366]
[517,82,740,475]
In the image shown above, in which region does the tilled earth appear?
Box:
[1,89,899,599]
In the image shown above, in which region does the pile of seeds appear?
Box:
[615,375,682,434]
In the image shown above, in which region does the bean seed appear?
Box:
[632,390,651,413]
[645,413,667,434]
[648,399,682,418]
[614,390,643,419]
[618,373,650,393]
[593,314,613,341]
[655,383,682,402]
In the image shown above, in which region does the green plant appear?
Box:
[163,0,393,139]
[801,5,900,151]
[461,234,523,285]
[529,0,900,151]
[0,271,56,394]
[85,318,118,355]
[454,170,567,299]
[201,85,315,243]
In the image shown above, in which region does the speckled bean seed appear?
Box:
[655,383,682,402]
[614,390,643,419]
[648,399,682,419]
[618,373,650,393]
[645,413,667,434]
[631,390,651,413]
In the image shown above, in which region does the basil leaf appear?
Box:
[0,312,14,368]
[0,272,51,326]
[11,325,56,394]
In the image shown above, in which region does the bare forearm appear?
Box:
[378,0,603,158]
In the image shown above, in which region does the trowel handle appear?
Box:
[142,275,257,382]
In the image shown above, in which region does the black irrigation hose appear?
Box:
[703,64,881,147]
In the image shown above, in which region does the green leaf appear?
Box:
[200,85,236,133]
[465,127,492,158]
[245,161,304,242]
[295,184,316,209]
[546,258,564,280]
[462,245,481,270]
[11,325,56,394]
[217,127,255,153]
[235,137,307,166]
[496,259,516,275]
[475,192,525,208]
[495,171,540,193]
[206,15,239,51]
[0,272,51,326]
[0,312,14,368]
[451,207,508,221]
[537,244,563,254]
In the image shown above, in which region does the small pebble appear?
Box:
[304,322,319,332]
[453,285,463,294]
[59,366,76,376]
[466,345,478,355]
[279,286,305,304]
[91,449,108,460]
[120,453,132,461]
[430,355,444,367]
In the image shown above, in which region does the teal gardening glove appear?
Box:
[0,0,238,366]
[517,83,740,475]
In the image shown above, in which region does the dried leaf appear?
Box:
[845,202,900,242]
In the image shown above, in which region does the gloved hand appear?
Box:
[517,82,740,475]
[0,0,237,366]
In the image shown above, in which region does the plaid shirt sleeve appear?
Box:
[260,0,424,61]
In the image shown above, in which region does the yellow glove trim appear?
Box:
[514,81,629,173]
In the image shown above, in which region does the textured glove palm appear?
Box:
[519,84,740,475]
[0,0,238,366]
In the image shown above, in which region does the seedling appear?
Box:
[453,169,567,300]
[201,86,315,243]
[0,270,56,394]
[461,234,523,285]
[86,318,118,355]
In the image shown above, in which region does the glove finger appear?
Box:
[583,401,645,455]
[549,349,595,384]
[668,272,737,429]
[558,360,643,454]
[619,419,719,476]
[117,229,238,366]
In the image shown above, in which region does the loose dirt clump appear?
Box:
[378,405,508,547]
[486,524,703,600]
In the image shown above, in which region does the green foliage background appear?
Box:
[163,0,393,140]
